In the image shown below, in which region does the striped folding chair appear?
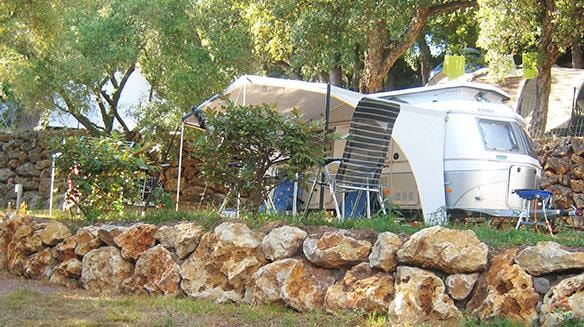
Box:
[304,97,401,220]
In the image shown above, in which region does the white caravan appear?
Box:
[372,83,541,217]
[182,76,542,222]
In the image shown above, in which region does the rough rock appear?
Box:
[122,245,181,295]
[545,156,572,175]
[155,223,204,259]
[81,246,134,293]
[5,222,43,275]
[180,222,266,301]
[324,262,394,313]
[540,273,584,326]
[396,226,488,274]
[180,255,232,302]
[515,241,584,276]
[52,235,77,261]
[245,258,297,304]
[75,226,103,256]
[0,168,14,182]
[545,184,574,208]
[303,231,371,268]
[40,220,71,246]
[97,225,127,246]
[572,138,584,156]
[281,259,339,311]
[387,266,461,326]
[445,273,480,301]
[467,249,540,325]
[533,277,551,295]
[261,226,307,261]
[368,231,402,272]
[50,258,82,289]
[22,248,56,279]
[114,223,158,260]
[571,179,584,193]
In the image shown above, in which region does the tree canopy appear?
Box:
[1,0,583,138]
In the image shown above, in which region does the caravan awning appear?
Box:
[183,75,447,224]
[183,75,364,128]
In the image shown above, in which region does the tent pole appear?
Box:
[319,83,331,210]
[175,123,185,212]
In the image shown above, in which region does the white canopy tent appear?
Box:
[180,75,447,224]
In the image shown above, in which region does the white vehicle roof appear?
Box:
[372,82,512,103]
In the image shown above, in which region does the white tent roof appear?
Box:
[184,75,364,127]
[184,75,447,224]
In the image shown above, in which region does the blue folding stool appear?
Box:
[513,189,554,235]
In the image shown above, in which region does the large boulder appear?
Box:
[281,259,339,312]
[540,273,584,326]
[180,254,237,302]
[122,245,181,296]
[244,258,297,304]
[22,248,56,279]
[515,241,584,276]
[445,273,480,301]
[261,226,307,261]
[75,226,103,256]
[180,222,266,302]
[396,226,488,274]
[303,231,371,268]
[39,221,71,246]
[324,262,394,314]
[5,221,44,275]
[81,246,134,293]
[387,266,461,326]
[467,249,540,325]
[114,223,158,260]
[368,231,402,272]
[155,223,204,259]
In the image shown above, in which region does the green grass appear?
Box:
[0,287,367,327]
[23,206,583,248]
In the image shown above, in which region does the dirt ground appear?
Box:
[0,269,371,327]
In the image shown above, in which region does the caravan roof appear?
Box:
[372,82,511,104]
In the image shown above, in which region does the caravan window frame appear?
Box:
[477,118,521,153]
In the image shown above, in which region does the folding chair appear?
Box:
[513,189,554,235]
[304,97,401,220]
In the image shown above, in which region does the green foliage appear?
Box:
[0,0,255,135]
[191,102,325,211]
[477,0,584,78]
[54,135,151,220]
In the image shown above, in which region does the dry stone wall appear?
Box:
[0,130,64,209]
[2,212,584,326]
[0,131,223,210]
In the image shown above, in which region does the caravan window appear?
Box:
[478,119,519,152]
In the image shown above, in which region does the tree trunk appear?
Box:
[528,0,558,138]
[529,65,553,138]
[418,34,432,85]
[329,53,343,86]
[351,43,363,91]
[573,42,584,69]
[317,72,329,83]
[359,1,476,93]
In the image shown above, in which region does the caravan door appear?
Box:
[506,165,539,209]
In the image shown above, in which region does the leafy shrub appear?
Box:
[191,102,326,211]
[55,135,152,220]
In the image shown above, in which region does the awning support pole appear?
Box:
[175,123,185,212]
[319,83,331,211]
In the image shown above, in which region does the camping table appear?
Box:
[513,189,554,236]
